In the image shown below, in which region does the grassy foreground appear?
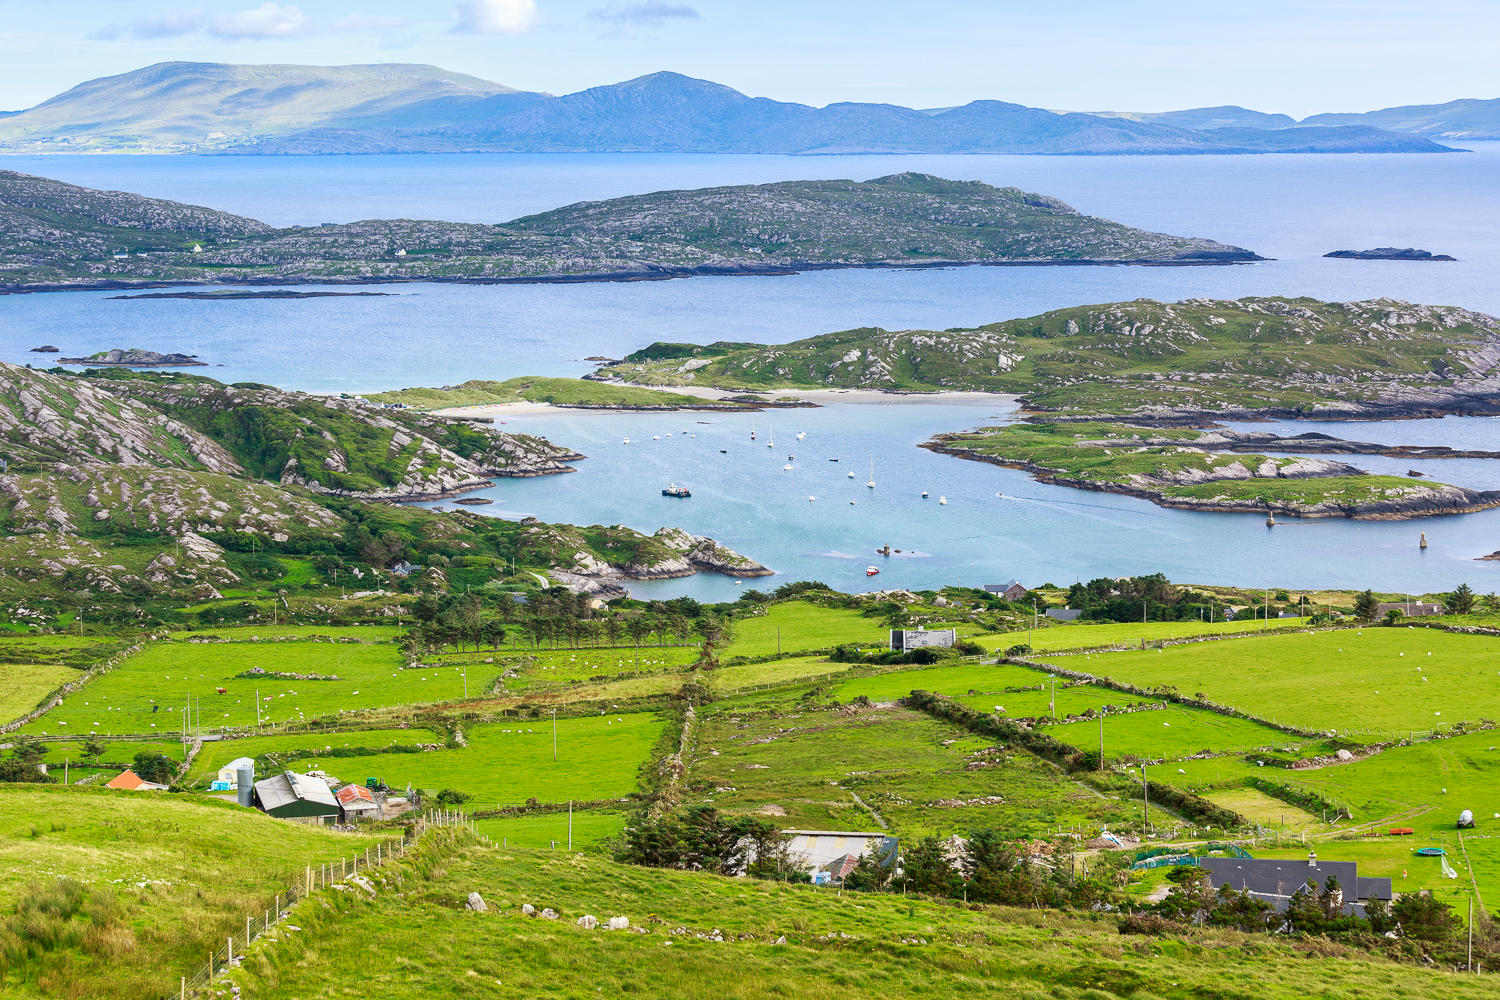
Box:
[224,830,1494,1000]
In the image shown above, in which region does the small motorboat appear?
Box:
[783,464,793,470]
[849,500,856,505]
[808,496,816,502]
[922,491,929,498]
[847,471,855,478]
[662,484,691,498]
[939,496,948,505]
[995,492,1003,497]
[623,438,630,444]
[796,432,806,440]
[653,435,661,440]
[719,449,728,454]
[829,458,839,462]
[866,565,880,576]
[788,454,794,460]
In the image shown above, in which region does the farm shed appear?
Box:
[1045,608,1083,621]
[984,580,1029,601]
[253,771,340,824]
[212,757,255,791]
[105,770,168,791]
[784,830,898,880]
[336,783,381,822]
[890,628,956,651]
[1199,851,1392,916]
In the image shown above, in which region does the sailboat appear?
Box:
[768,421,774,448]
[867,457,876,489]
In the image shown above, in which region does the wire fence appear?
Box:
[160,818,467,999]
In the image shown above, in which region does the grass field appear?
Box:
[1203,787,1322,832]
[831,662,1154,720]
[168,625,403,641]
[0,660,74,723]
[1027,617,1310,652]
[694,695,1157,840]
[13,642,505,738]
[475,809,628,851]
[34,737,186,770]
[495,645,701,690]
[721,602,896,658]
[1047,705,1294,761]
[184,728,438,785]
[222,833,1498,1000]
[305,714,668,807]
[0,785,383,1000]
[1048,627,1500,736]
[709,655,852,694]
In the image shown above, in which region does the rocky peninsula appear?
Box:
[1325,248,1457,261]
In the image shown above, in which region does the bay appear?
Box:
[4,148,1499,593]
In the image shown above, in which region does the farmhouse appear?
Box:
[984,580,1029,601]
[784,829,899,884]
[336,783,381,822]
[211,757,255,791]
[105,769,168,791]
[253,770,341,824]
[1199,851,1393,916]
[890,627,956,651]
[1376,601,1445,618]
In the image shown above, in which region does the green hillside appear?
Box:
[596,296,1500,420]
[364,376,712,411]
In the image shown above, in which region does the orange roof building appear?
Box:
[105,770,169,791]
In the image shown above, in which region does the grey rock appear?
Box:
[577,914,598,929]
[540,908,559,920]
[466,892,487,912]
[606,915,629,931]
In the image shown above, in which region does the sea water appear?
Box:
[3,148,1499,592]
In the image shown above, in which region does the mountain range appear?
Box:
[0,62,1480,156]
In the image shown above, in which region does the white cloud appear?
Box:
[90,7,207,41]
[331,13,410,32]
[589,1,698,32]
[452,0,539,35]
[210,3,310,40]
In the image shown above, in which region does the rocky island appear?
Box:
[57,348,205,366]
[1325,248,1457,261]
[921,421,1500,520]
[597,296,1500,422]
[0,170,1261,294]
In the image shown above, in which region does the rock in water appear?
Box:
[577,915,598,929]
[1324,247,1457,261]
[466,892,487,912]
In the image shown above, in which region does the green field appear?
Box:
[721,602,897,658]
[1048,705,1294,761]
[307,714,668,808]
[0,785,383,1000]
[167,624,404,641]
[13,642,504,738]
[184,728,437,785]
[494,645,701,690]
[222,833,1497,1000]
[832,662,1153,720]
[33,737,186,770]
[475,809,628,851]
[1027,617,1309,652]
[364,376,710,410]
[0,660,74,723]
[1049,627,1500,736]
[710,655,852,694]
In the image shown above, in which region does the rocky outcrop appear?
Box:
[57,348,206,366]
[0,362,242,471]
[1325,248,1456,261]
[654,526,775,577]
[1194,429,1500,460]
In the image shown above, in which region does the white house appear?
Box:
[212,757,255,791]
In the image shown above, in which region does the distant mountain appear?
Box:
[0,64,1456,156]
[1082,106,1298,130]
[1300,98,1500,140]
[0,62,527,150]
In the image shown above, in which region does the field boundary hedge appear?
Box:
[1005,656,1320,739]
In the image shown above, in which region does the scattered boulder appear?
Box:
[607,916,630,931]
[466,892,488,912]
[774,935,787,945]
[1335,749,1355,761]
[577,915,598,929]
[521,903,535,916]
[540,908,559,920]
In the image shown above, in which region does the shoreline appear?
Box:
[428,387,1021,419]
[0,255,1266,297]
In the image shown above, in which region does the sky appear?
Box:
[0,0,1496,117]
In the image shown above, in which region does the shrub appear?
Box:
[435,788,472,805]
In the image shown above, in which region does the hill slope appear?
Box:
[1302,97,1500,140]
[0,64,1455,156]
[594,296,1500,420]
[0,171,1260,292]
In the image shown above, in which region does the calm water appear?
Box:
[3,149,1499,591]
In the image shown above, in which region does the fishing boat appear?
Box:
[866,565,880,577]
[662,484,691,498]
[867,457,876,489]
[938,496,948,505]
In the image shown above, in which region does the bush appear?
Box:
[435,788,472,805]
[1119,913,1185,936]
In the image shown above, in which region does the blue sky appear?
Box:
[1,0,1496,117]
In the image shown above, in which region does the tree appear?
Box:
[9,739,48,766]
[1392,891,1461,943]
[1154,865,1213,923]
[1449,583,1476,616]
[81,736,106,765]
[413,594,441,625]
[1383,608,1404,626]
[435,788,472,805]
[132,751,177,784]
[1353,589,1381,623]
[897,835,962,897]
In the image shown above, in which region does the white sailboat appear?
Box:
[867,456,876,489]
[768,421,774,448]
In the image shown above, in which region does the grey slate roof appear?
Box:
[1200,857,1391,902]
[254,771,340,815]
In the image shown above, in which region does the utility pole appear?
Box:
[1142,762,1149,833]
[1099,715,1104,771]
[256,689,261,728]
[552,710,558,762]
[569,800,573,851]
[1051,676,1056,720]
